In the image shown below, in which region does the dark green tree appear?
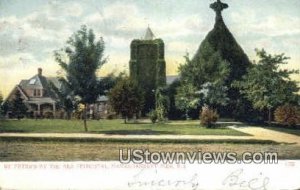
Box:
[175,83,200,120]
[155,87,169,122]
[177,53,230,119]
[108,77,144,123]
[179,52,230,102]
[98,72,127,95]
[49,82,74,120]
[179,0,251,118]
[179,50,230,89]
[233,49,299,124]
[166,79,184,120]
[54,25,106,131]
[199,82,229,108]
[11,91,28,120]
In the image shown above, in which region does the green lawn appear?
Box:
[0,119,249,136]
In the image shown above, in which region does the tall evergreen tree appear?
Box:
[54,25,106,131]
[11,90,28,120]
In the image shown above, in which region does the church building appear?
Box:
[129,27,166,114]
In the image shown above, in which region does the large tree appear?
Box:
[199,82,229,108]
[54,25,106,131]
[98,72,127,95]
[108,77,144,123]
[179,1,251,118]
[166,79,184,120]
[175,82,200,120]
[176,53,230,119]
[11,91,28,120]
[233,49,299,123]
[155,87,169,122]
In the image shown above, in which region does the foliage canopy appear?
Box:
[54,25,106,131]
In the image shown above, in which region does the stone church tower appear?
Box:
[129,27,166,114]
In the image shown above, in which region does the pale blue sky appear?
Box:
[0,0,299,97]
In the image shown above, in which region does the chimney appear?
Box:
[38,68,42,76]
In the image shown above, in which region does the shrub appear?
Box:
[44,111,54,119]
[148,110,157,124]
[274,104,300,127]
[106,113,115,120]
[200,106,219,128]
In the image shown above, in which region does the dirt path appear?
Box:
[0,132,254,141]
[229,126,300,145]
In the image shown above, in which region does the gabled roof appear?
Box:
[97,95,108,102]
[144,27,155,40]
[20,74,45,89]
[3,85,29,103]
[18,74,60,99]
[17,85,29,100]
[47,77,61,89]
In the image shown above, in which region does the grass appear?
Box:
[0,119,249,136]
[0,136,277,144]
[0,137,298,161]
[2,119,300,161]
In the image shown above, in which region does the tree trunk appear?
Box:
[83,104,88,132]
[185,109,188,120]
[268,108,272,125]
[124,116,127,124]
[67,111,71,120]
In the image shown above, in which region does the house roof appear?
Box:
[97,95,108,102]
[18,74,60,99]
[166,75,179,85]
[47,77,61,89]
[27,97,56,103]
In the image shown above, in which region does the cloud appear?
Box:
[230,11,300,37]
[84,2,145,39]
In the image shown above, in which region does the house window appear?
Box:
[29,79,36,85]
[33,89,41,97]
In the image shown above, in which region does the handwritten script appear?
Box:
[127,167,270,190]
[222,168,270,190]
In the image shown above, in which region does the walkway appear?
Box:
[0,132,254,141]
[229,126,300,145]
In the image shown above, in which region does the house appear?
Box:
[5,68,60,118]
[89,95,111,119]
